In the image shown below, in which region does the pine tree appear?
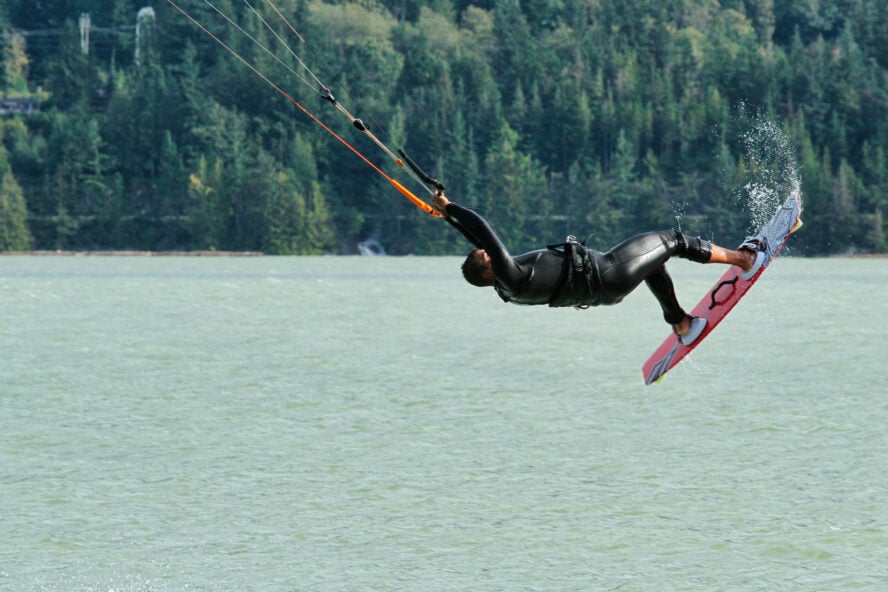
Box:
[186,157,226,250]
[0,134,31,251]
[2,31,29,95]
[482,123,547,249]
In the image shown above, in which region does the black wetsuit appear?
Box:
[444,202,712,325]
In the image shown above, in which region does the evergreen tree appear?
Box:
[0,130,31,251]
[2,31,30,95]
[43,20,104,110]
[491,0,536,106]
[186,156,226,250]
[831,159,861,252]
[277,132,335,254]
[482,123,547,249]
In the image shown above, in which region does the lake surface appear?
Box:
[2,255,886,591]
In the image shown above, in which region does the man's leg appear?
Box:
[597,231,695,319]
[710,244,757,269]
[598,230,755,331]
[644,264,687,326]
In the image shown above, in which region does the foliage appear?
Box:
[1,0,887,255]
[0,122,31,250]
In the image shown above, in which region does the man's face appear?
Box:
[478,250,494,281]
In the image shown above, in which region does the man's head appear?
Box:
[461,249,495,287]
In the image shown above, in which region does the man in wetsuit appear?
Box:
[431,192,763,344]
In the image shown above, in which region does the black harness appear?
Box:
[547,235,603,308]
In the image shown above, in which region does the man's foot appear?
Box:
[672,315,706,346]
[738,236,767,280]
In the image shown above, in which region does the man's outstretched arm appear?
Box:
[432,192,483,249]
[431,192,527,288]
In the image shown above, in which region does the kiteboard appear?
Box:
[642,191,803,385]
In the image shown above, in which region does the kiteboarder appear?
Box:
[431,192,763,345]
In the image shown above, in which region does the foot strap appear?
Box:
[674,316,707,346]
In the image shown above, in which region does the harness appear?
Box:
[547,235,603,309]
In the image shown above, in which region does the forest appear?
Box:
[1,0,887,255]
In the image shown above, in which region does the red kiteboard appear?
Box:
[642,192,803,385]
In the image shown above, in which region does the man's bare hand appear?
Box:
[431,191,450,216]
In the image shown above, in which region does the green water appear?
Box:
[2,255,886,591]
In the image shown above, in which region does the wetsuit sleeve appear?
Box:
[443,206,483,249]
[444,202,527,288]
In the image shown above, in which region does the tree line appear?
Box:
[1,0,887,255]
